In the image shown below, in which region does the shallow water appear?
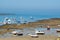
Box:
[35,28,59,36]
[0,28,60,38]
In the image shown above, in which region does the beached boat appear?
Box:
[28,34,38,38]
[35,30,45,35]
[11,30,23,36]
[56,29,60,32]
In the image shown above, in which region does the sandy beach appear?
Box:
[0,35,57,40]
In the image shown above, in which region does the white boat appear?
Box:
[28,34,38,38]
[56,29,60,32]
[11,30,23,36]
[35,30,45,35]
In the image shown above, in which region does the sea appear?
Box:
[0,14,60,23]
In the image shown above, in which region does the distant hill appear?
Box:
[0,18,60,29]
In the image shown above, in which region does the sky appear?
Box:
[0,0,60,16]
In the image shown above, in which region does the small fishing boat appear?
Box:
[35,30,45,35]
[11,30,23,36]
[28,34,38,38]
[56,29,60,32]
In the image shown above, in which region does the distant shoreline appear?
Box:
[0,13,16,15]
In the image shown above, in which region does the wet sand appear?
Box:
[0,28,60,40]
[0,35,57,40]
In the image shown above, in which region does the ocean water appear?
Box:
[0,14,60,23]
[0,15,38,22]
[0,15,42,23]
